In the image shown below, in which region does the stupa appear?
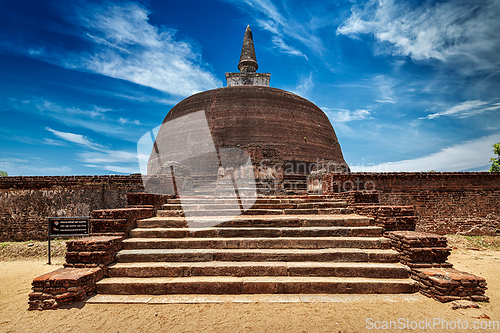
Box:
[148,26,349,194]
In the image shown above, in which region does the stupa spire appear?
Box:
[226,25,270,87]
[238,25,258,73]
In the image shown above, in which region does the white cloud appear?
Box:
[0,158,28,163]
[421,100,500,119]
[352,133,500,172]
[43,138,66,146]
[0,157,72,176]
[118,117,140,125]
[74,3,221,96]
[96,164,140,174]
[324,107,371,122]
[46,127,104,150]
[78,150,138,164]
[46,127,140,174]
[41,100,109,118]
[225,0,323,57]
[26,3,221,97]
[271,36,308,59]
[9,97,143,142]
[338,0,500,73]
[292,73,314,97]
[373,75,396,104]
[78,148,142,174]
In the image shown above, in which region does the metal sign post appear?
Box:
[47,217,90,265]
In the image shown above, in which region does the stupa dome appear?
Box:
[147,26,348,181]
[154,85,347,169]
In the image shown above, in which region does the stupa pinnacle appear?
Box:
[238,25,258,73]
[226,26,271,87]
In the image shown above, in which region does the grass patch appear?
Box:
[447,234,500,251]
[0,239,68,261]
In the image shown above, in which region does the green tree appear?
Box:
[490,142,500,172]
[0,170,7,177]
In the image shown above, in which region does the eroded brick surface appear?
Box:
[388,231,451,266]
[148,86,348,176]
[413,268,489,303]
[28,267,104,310]
[65,236,123,266]
[354,205,417,232]
[90,208,154,236]
[323,172,500,235]
[388,230,488,303]
[126,192,174,209]
[0,175,143,241]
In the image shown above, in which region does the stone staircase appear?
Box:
[96,195,418,295]
[283,174,308,194]
[191,175,218,196]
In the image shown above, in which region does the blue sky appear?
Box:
[1,0,499,175]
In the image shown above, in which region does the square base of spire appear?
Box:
[225,73,271,87]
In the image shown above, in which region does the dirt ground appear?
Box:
[1,243,500,332]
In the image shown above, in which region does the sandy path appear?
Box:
[0,250,499,333]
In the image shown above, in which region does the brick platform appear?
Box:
[126,192,174,210]
[91,207,154,236]
[330,191,379,205]
[388,230,488,302]
[412,268,489,303]
[354,206,416,232]
[388,231,451,267]
[29,236,123,310]
[28,267,104,310]
[327,192,417,232]
[65,236,123,267]
[29,207,153,311]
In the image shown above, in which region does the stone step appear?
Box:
[115,248,399,263]
[192,182,217,187]
[137,215,372,229]
[284,180,307,183]
[166,197,345,205]
[192,182,218,186]
[157,209,282,217]
[283,177,308,182]
[156,208,353,217]
[108,262,410,278]
[161,201,348,210]
[193,191,216,196]
[128,226,383,239]
[284,182,307,187]
[96,276,418,295]
[283,178,307,184]
[123,236,389,250]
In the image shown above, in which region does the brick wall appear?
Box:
[0,175,144,241]
[323,172,500,235]
[3,172,500,240]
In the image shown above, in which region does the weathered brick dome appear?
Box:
[147,26,348,177]
[155,85,348,171]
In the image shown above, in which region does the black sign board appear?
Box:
[47,216,90,264]
[49,218,89,236]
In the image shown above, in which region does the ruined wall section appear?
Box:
[0,175,144,241]
[323,173,500,235]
